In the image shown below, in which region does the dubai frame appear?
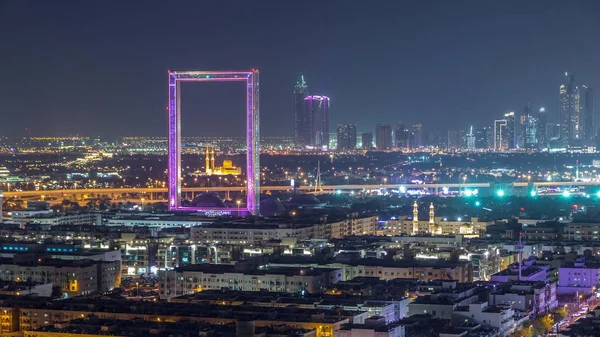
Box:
[167,70,260,215]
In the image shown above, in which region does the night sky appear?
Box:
[1,0,599,138]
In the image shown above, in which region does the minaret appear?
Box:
[205,147,210,174]
[210,147,215,171]
[429,202,435,224]
[412,201,419,234]
[429,202,435,234]
[0,189,3,224]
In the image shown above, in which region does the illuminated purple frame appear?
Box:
[168,70,260,215]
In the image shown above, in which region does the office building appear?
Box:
[519,103,535,149]
[536,107,547,149]
[560,72,582,142]
[304,95,331,149]
[583,86,595,144]
[294,76,309,146]
[375,124,392,150]
[493,119,507,151]
[447,130,460,150]
[475,127,491,149]
[465,126,475,150]
[336,124,357,150]
[395,122,409,149]
[503,111,515,149]
[361,132,373,149]
[410,124,422,149]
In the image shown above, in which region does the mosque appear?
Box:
[194,147,241,176]
[399,201,488,237]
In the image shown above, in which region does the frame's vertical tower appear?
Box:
[246,70,260,214]
[167,70,260,215]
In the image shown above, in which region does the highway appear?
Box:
[0,181,597,199]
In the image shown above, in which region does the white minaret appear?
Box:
[429,202,435,224]
[412,201,419,234]
[0,189,3,223]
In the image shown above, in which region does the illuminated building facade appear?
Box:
[168,70,259,215]
[395,122,409,149]
[305,95,331,149]
[294,75,309,146]
[560,72,582,142]
[361,132,373,149]
[536,107,547,149]
[503,111,515,149]
[493,119,507,151]
[375,124,392,150]
[336,124,357,150]
[583,86,595,143]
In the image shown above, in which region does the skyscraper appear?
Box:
[559,73,582,142]
[410,124,422,149]
[395,122,409,149]
[447,130,460,150]
[304,95,331,149]
[362,132,373,150]
[294,76,309,146]
[536,107,547,150]
[465,126,475,150]
[583,86,595,144]
[475,127,491,149]
[375,124,393,150]
[336,124,357,150]
[494,119,507,151]
[518,103,532,149]
[519,103,537,149]
[503,112,515,149]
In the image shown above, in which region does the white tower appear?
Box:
[0,189,3,223]
[412,201,419,234]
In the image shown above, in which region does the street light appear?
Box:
[236,200,241,216]
[496,190,505,197]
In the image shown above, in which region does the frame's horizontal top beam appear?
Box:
[169,71,254,79]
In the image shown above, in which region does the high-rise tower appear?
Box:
[494,119,507,151]
[560,73,582,142]
[376,124,393,150]
[294,76,309,146]
[336,124,357,150]
[304,95,330,149]
[536,107,547,150]
[583,86,595,144]
[504,112,515,149]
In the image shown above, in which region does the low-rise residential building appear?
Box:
[488,281,558,315]
[557,257,600,295]
[159,264,343,299]
[0,257,120,298]
[408,281,485,320]
[563,222,600,241]
[451,302,515,336]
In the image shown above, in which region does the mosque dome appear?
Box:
[260,196,286,217]
[222,160,233,168]
[289,194,322,205]
[190,193,225,208]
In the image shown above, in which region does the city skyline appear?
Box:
[1,1,599,138]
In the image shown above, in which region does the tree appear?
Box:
[538,314,554,333]
[554,306,568,321]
